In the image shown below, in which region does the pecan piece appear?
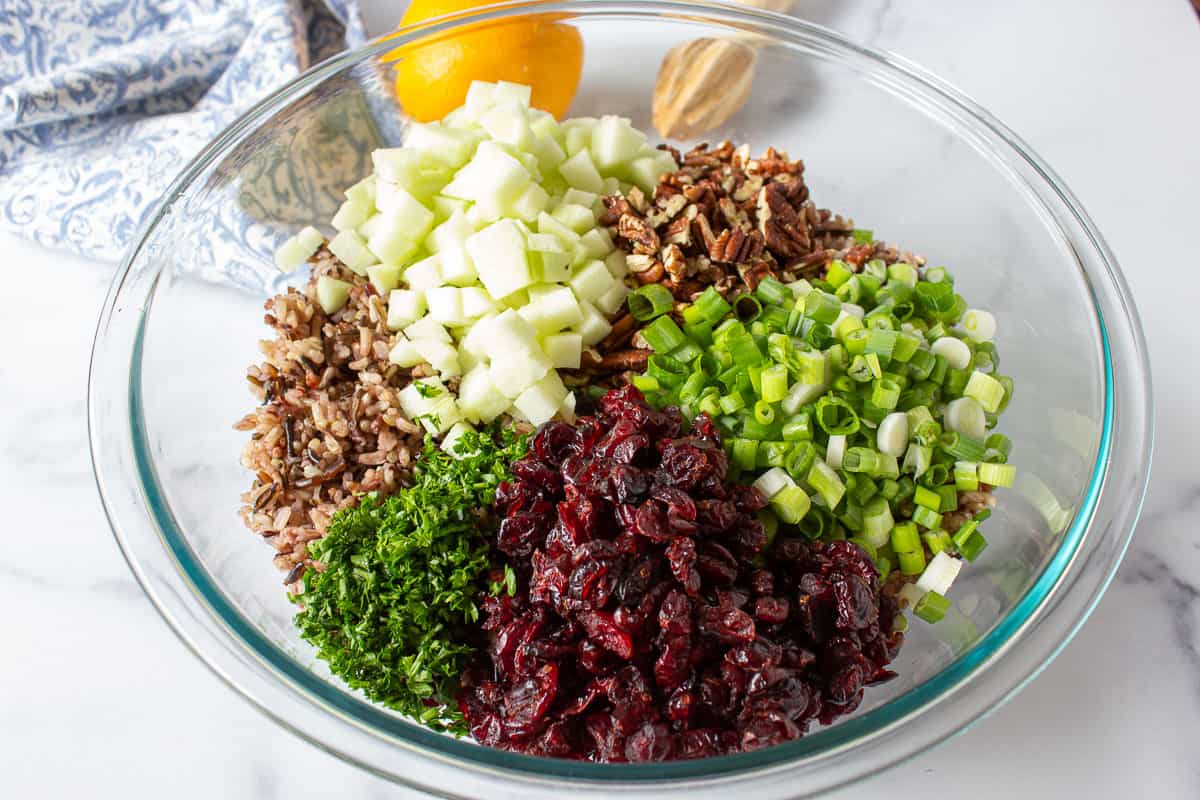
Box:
[756,183,810,258]
[661,243,687,280]
[601,195,636,226]
[617,214,660,255]
[599,313,638,352]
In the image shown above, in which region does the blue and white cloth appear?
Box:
[0,0,366,261]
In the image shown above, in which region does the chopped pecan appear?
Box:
[600,194,635,226]
[634,261,666,284]
[693,213,719,254]
[737,259,776,291]
[625,253,658,273]
[661,243,687,280]
[708,227,758,264]
[662,208,694,247]
[626,186,650,214]
[617,214,660,255]
[756,183,810,258]
[599,313,638,352]
[582,349,650,372]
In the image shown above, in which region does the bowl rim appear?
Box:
[88,1,1153,796]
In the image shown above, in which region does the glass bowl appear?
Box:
[88,1,1152,797]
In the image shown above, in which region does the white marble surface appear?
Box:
[2,0,1198,797]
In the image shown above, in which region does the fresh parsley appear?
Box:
[292,427,529,735]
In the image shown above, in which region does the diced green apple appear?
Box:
[595,281,630,316]
[425,286,466,326]
[605,250,628,278]
[403,254,443,291]
[575,300,613,346]
[366,262,402,294]
[577,227,614,260]
[332,197,372,231]
[551,202,596,234]
[442,141,531,205]
[460,286,496,319]
[315,275,352,315]
[466,219,533,300]
[327,230,378,275]
[400,123,481,167]
[518,284,584,333]
[590,115,647,171]
[387,335,424,367]
[480,104,534,150]
[413,337,462,376]
[527,232,573,283]
[458,364,510,422]
[536,211,581,246]
[387,289,426,331]
[558,148,604,193]
[569,259,618,304]
[404,315,451,343]
[274,226,324,272]
[514,370,569,425]
[542,331,583,369]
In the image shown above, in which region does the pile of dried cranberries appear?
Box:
[458,386,903,761]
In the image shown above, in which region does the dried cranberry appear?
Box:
[466,387,900,761]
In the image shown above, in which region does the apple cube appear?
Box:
[460,286,496,319]
[442,141,531,205]
[404,315,450,344]
[518,284,583,333]
[551,202,596,234]
[387,335,424,367]
[527,232,572,283]
[509,182,549,223]
[400,123,481,167]
[595,281,630,316]
[457,364,510,422]
[403,255,443,291]
[558,148,604,193]
[490,349,551,399]
[412,338,461,377]
[569,259,617,304]
[366,262,402,294]
[332,196,371,231]
[425,286,465,326]
[328,230,378,275]
[315,276,352,314]
[590,115,647,171]
[387,289,426,331]
[575,300,613,346]
[577,228,614,260]
[466,219,533,299]
[542,331,583,369]
[480,104,534,150]
[536,210,581,246]
[514,371,569,426]
[605,250,628,278]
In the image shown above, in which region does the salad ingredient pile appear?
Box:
[250,80,1016,760]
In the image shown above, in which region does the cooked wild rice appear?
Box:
[235,247,424,584]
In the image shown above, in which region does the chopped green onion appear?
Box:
[733,293,763,322]
[647,354,688,387]
[755,277,790,306]
[890,521,921,554]
[731,438,758,471]
[964,370,1004,413]
[843,447,881,474]
[771,485,812,524]
[887,262,919,287]
[936,485,958,513]
[694,287,733,325]
[785,441,817,480]
[807,458,846,509]
[914,485,941,511]
[912,504,943,530]
[642,316,688,353]
[754,400,776,425]
[632,374,660,393]
[978,462,1016,487]
[760,364,789,403]
[923,530,953,555]
[804,291,841,324]
[924,266,952,285]
[898,549,926,576]
[922,462,950,488]
[914,590,950,623]
[903,443,932,478]
[954,461,979,491]
[782,412,813,441]
[825,260,854,288]
[628,284,675,321]
[758,440,790,469]
[815,394,860,435]
[985,432,1012,459]
[939,431,986,461]
[861,497,894,547]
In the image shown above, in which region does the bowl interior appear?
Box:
[125,2,1108,784]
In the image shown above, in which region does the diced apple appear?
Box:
[480,104,534,150]
[315,276,352,314]
[628,151,679,193]
[442,141,531,205]
[400,123,481,167]
[344,176,376,206]
[559,391,577,423]
[550,202,596,234]
[458,364,510,422]
[575,300,612,346]
[605,250,628,278]
[563,121,594,157]
[459,313,497,359]
[518,284,583,333]
[426,209,474,254]
[490,349,551,399]
[367,262,402,294]
[527,232,572,283]
[425,286,465,325]
[569,259,617,304]
[366,200,432,264]
[403,254,443,291]
[542,331,583,369]
[509,182,549,223]
[561,188,599,211]
[372,151,453,202]
[464,80,498,119]
[577,227,613,260]
[413,338,461,376]
[486,308,543,356]
[514,371,569,426]
[600,176,621,195]
[327,230,378,275]
[387,289,426,331]
[492,81,532,109]
[274,226,324,272]
[432,195,470,222]
[528,110,561,141]
[460,286,496,319]
[466,219,533,300]
[439,420,477,456]
[595,281,630,316]
[536,211,581,246]
[558,148,604,193]
[388,335,424,367]
[529,134,566,175]
[590,115,647,171]
[332,197,372,231]
[404,315,450,343]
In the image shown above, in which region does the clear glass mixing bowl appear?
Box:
[88,2,1152,797]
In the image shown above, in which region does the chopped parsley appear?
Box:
[292,427,529,734]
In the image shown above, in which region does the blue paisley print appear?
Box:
[0,0,366,264]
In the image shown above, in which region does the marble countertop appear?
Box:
[3,0,1198,797]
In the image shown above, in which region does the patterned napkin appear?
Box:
[0,0,366,262]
